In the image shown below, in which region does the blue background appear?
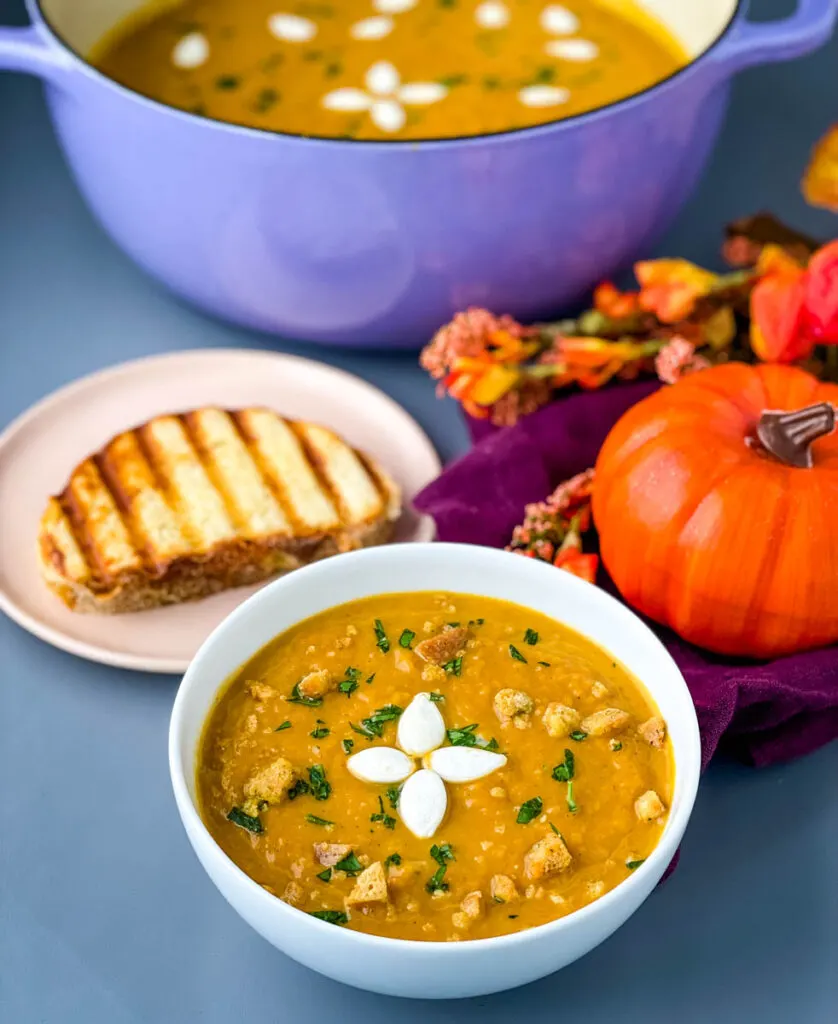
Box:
[1,1,837,1020]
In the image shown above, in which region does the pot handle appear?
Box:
[0,24,72,83]
[711,0,837,73]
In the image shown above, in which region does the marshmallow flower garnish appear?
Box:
[346,693,507,838]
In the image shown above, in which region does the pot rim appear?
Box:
[27,0,742,150]
[168,542,702,958]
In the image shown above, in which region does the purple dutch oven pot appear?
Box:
[0,0,835,348]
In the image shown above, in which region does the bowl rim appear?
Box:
[30,0,741,149]
[169,541,701,954]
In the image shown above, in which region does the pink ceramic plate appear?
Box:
[0,349,440,673]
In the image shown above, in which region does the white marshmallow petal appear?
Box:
[322,88,372,112]
[347,747,415,784]
[426,746,508,783]
[398,769,448,838]
[540,4,580,35]
[370,99,406,133]
[518,85,570,108]
[171,32,209,70]
[545,38,599,61]
[374,0,417,12]
[351,16,394,40]
[267,13,318,43]
[398,82,448,106]
[397,694,447,756]
[366,60,401,95]
[475,1,510,29]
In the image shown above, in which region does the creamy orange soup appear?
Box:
[92,0,686,140]
[197,592,673,941]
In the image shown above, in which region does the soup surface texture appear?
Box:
[92,0,686,140]
[198,592,673,941]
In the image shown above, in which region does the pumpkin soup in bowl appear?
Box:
[197,590,672,941]
[91,0,687,140]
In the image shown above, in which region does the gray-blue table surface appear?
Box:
[1,1,837,1021]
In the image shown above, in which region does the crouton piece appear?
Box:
[451,912,470,930]
[543,702,581,738]
[586,880,606,899]
[281,881,304,907]
[414,626,469,665]
[346,861,389,908]
[461,890,484,920]
[638,716,666,748]
[243,756,298,811]
[421,663,446,684]
[635,790,666,822]
[524,833,573,881]
[494,688,534,728]
[591,680,609,699]
[297,669,335,700]
[247,680,276,701]
[580,707,630,737]
[313,843,353,868]
[490,874,520,904]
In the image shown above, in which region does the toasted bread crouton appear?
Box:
[635,790,666,822]
[346,862,389,908]
[247,681,276,702]
[313,843,353,868]
[638,716,666,748]
[414,626,470,665]
[494,688,534,728]
[591,680,609,699]
[580,707,630,737]
[421,663,447,685]
[524,833,573,881]
[543,702,581,738]
[297,669,335,700]
[461,890,484,919]
[490,874,520,904]
[281,881,304,907]
[243,757,298,812]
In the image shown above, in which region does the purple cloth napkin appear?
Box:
[415,383,838,770]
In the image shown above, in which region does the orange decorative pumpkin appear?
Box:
[593,363,838,658]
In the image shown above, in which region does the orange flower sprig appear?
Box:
[506,470,598,584]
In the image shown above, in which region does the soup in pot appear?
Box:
[197,592,674,941]
[91,0,686,140]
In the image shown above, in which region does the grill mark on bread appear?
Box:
[289,421,345,524]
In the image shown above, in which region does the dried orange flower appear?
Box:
[635,259,718,323]
[654,337,711,384]
[803,125,838,212]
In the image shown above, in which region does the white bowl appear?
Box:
[169,543,701,999]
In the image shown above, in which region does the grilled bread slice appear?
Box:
[38,408,401,614]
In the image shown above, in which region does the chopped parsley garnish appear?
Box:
[215,74,240,90]
[428,692,445,702]
[509,644,527,663]
[446,723,499,751]
[275,721,292,732]
[626,858,646,870]
[537,661,552,668]
[610,740,623,752]
[357,704,403,738]
[523,628,539,645]
[426,843,454,892]
[399,629,416,649]
[374,619,390,653]
[342,738,354,755]
[551,749,575,783]
[308,765,331,801]
[310,725,330,739]
[288,779,310,800]
[384,852,402,868]
[467,618,485,626]
[386,786,401,809]
[365,673,376,684]
[447,621,461,627]
[317,868,332,882]
[227,807,263,834]
[309,909,348,925]
[508,914,519,920]
[569,730,588,742]
[439,74,467,88]
[334,852,364,876]
[339,678,359,697]
[288,682,323,707]
[252,87,279,113]
[533,65,555,84]
[370,796,396,830]
[566,781,578,814]
[305,814,334,827]
[442,656,463,676]
[549,822,563,837]
[516,797,543,824]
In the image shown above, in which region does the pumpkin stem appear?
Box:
[756,403,836,468]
